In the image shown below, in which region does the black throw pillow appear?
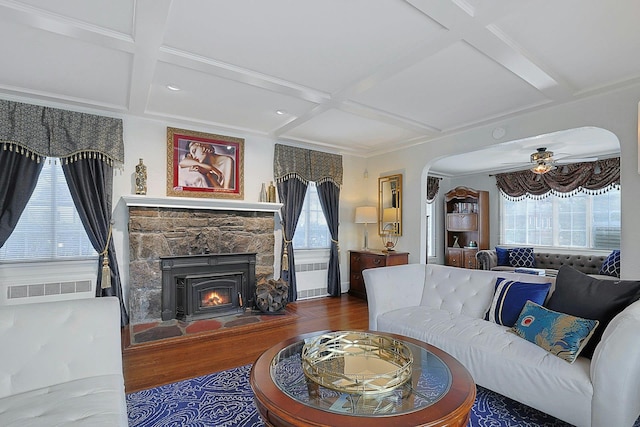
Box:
[545,266,640,359]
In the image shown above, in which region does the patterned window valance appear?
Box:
[0,99,124,165]
[274,144,343,186]
[426,176,442,203]
[495,157,620,200]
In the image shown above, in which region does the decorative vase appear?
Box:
[259,183,267,202]
[135,158,147,195]
[267,181,276,203]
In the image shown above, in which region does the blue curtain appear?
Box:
[0,149,43,247]
[316,181,341,296]
[62,157,129,326]
[274,144,343,300]
[0,99,127,323]
[276,178,308,302]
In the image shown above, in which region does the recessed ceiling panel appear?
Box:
[430,127,620,176]
[282,109,423,152]
[147,62,318,131]
[352,41,548,130]
[494,0,640,90]
[163,0,443,93]
[12,0,134,34]
[0,21,131,107]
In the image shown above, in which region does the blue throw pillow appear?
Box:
[510,301,599,363]
[599,250,620,278]
[485,278,552,327]
[509,247,535,268]
[495,247,510,266]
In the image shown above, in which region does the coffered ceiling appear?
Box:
[0,0,638,159]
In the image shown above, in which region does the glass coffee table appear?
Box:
[250,331,476,427]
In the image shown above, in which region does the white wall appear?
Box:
[364,83,640,279]
[6,81,639,310]
[111,116,366,306]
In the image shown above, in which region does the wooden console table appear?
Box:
[349,250,409,299]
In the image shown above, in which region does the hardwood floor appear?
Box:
[122,294,369,393]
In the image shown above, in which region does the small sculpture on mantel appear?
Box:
[452,235,461,248]
[259,183,268,202]
[267,181,276,203]
[135,158,147,195]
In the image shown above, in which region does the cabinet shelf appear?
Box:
[444,187,488,269]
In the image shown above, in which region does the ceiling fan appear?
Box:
[530,147,556,174]
[525,147,598,175]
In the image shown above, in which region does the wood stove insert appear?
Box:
[161,253,256,322]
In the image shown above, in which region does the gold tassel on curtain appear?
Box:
[100,225,113,289]
[282,236,292,271]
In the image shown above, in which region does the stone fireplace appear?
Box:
[125,196,281,325]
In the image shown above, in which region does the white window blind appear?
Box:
[0,159,97,261]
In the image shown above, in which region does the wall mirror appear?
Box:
[378,174,402,237]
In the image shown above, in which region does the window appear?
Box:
[292,182,330,250]
[0,159,97,262]
[500,189,620,250]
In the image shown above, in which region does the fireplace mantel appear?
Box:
[122,195,283,213]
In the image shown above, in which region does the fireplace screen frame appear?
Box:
[176,271,245,321]
[161,253,256,322]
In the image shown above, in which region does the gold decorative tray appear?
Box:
[301,331,413,395]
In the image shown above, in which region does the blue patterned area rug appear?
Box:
[127,364,639,427]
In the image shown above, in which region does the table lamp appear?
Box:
[355,206,377,250]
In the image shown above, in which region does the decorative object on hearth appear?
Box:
[301,331,413,394]
[355,206,377,250]
[255,279,289,314]
[135,158,147,195]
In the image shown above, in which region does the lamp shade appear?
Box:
[355,206,377,224]
[383,207,398,223]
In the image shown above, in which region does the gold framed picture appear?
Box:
[166,127,244,199]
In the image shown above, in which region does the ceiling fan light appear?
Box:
[530,147,554,163]
[531,161,555,175]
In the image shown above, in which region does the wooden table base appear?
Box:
[250,331,475,427]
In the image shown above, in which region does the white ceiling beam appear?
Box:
[0,0,134,52]
[127,0,172,114]
[157,47,330,105]
[406,0,572,100]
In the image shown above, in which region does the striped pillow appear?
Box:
[486,278,552,327]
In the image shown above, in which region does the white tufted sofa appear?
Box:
[0,297,128,426]
[363,263,640,427]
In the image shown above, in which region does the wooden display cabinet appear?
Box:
[444,186,489,269]
[349,250,409,299]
